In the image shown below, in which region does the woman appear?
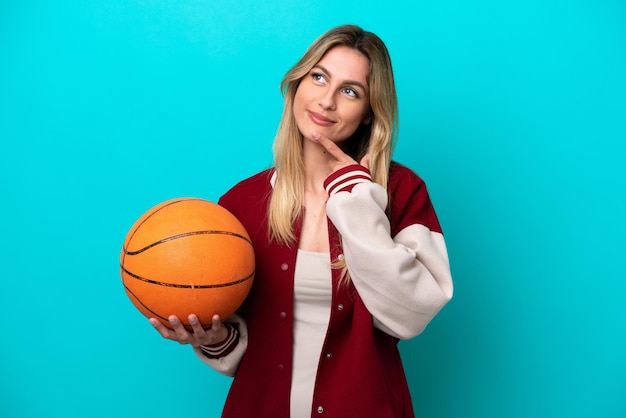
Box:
[150,24,453,417]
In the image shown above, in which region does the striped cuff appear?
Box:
[324,165,372,196]
[199,323,240,359]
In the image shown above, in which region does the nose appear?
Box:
[318,89,336,111]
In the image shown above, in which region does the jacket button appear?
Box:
[317,406,324,413]
[337,304,344,311]
[337,254,344,260]
[276,363,285,372]
[279,311,287,320]
[326,353,332,359]
[280,263,289,271]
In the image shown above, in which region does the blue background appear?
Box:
[1,1,624,417]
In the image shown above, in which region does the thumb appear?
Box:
[360,153,371,170]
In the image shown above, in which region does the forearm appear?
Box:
[325,166,453,339]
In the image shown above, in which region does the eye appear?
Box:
[342,87,360,99]
[311,72,327,84]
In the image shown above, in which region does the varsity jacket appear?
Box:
[193,162,453,418]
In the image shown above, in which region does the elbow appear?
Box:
[396,290,454,340]
[384,315,431,340]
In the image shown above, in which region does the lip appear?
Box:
[307,110,335,126]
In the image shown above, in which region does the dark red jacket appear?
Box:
[213,163,452,418]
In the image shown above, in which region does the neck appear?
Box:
[302,138,335,193]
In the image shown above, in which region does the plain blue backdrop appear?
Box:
[1,1,625,417]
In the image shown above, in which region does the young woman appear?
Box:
[150,24,453,418]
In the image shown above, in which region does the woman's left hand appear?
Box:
[311,131,370,173]
[150,314,228,348]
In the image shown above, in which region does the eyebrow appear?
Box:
[313,64,368,93]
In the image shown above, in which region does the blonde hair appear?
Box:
[269,25,398,246]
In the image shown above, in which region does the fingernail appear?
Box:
[189,315,197,324]
[312,131,320,140]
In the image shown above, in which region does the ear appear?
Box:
[363,111,373,125]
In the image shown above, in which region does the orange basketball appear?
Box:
[120,198,254,330]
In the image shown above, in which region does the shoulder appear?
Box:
[221,168,274,199]
[387,161,442,235]
[389,161,426,191]
[217,168,275,238]
[218,168,274,212]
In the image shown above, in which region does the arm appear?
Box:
[325,165,453,339]
[308,131,453,338]
[150,313,248,376]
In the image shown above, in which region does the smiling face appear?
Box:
[292,46,371,144]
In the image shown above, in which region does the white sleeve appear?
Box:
[192,313,248,376]
[325,166,453,340]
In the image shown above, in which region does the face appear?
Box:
[293,46,371,144]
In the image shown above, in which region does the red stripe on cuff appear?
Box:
[324,165,372,196]
[199,323,240,359]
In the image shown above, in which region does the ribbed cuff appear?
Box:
[199,323,240,359]
[324,165,372,196]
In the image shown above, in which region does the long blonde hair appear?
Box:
[269,24,398,246]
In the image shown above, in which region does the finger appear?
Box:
[188,314,207,336]
[311,131,349,162]
[150,318,175,339]
[168,315,191,341]
[205,314,229,346]
[207,314,224,335]
[211,314,222,328]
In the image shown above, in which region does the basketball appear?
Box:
[120,198,255,330]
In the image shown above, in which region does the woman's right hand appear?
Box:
[149,314,229,348]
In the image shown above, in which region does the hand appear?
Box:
[149,314,229,348]
[310,131,370,174]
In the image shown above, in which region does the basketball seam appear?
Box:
[120,198,195,266]
[123,285,211,329]
[123,230,252,256]
[126,198,196,242]
[120,264,255,288]
[124,285,169,320]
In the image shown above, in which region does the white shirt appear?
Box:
[290,249,332,418]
